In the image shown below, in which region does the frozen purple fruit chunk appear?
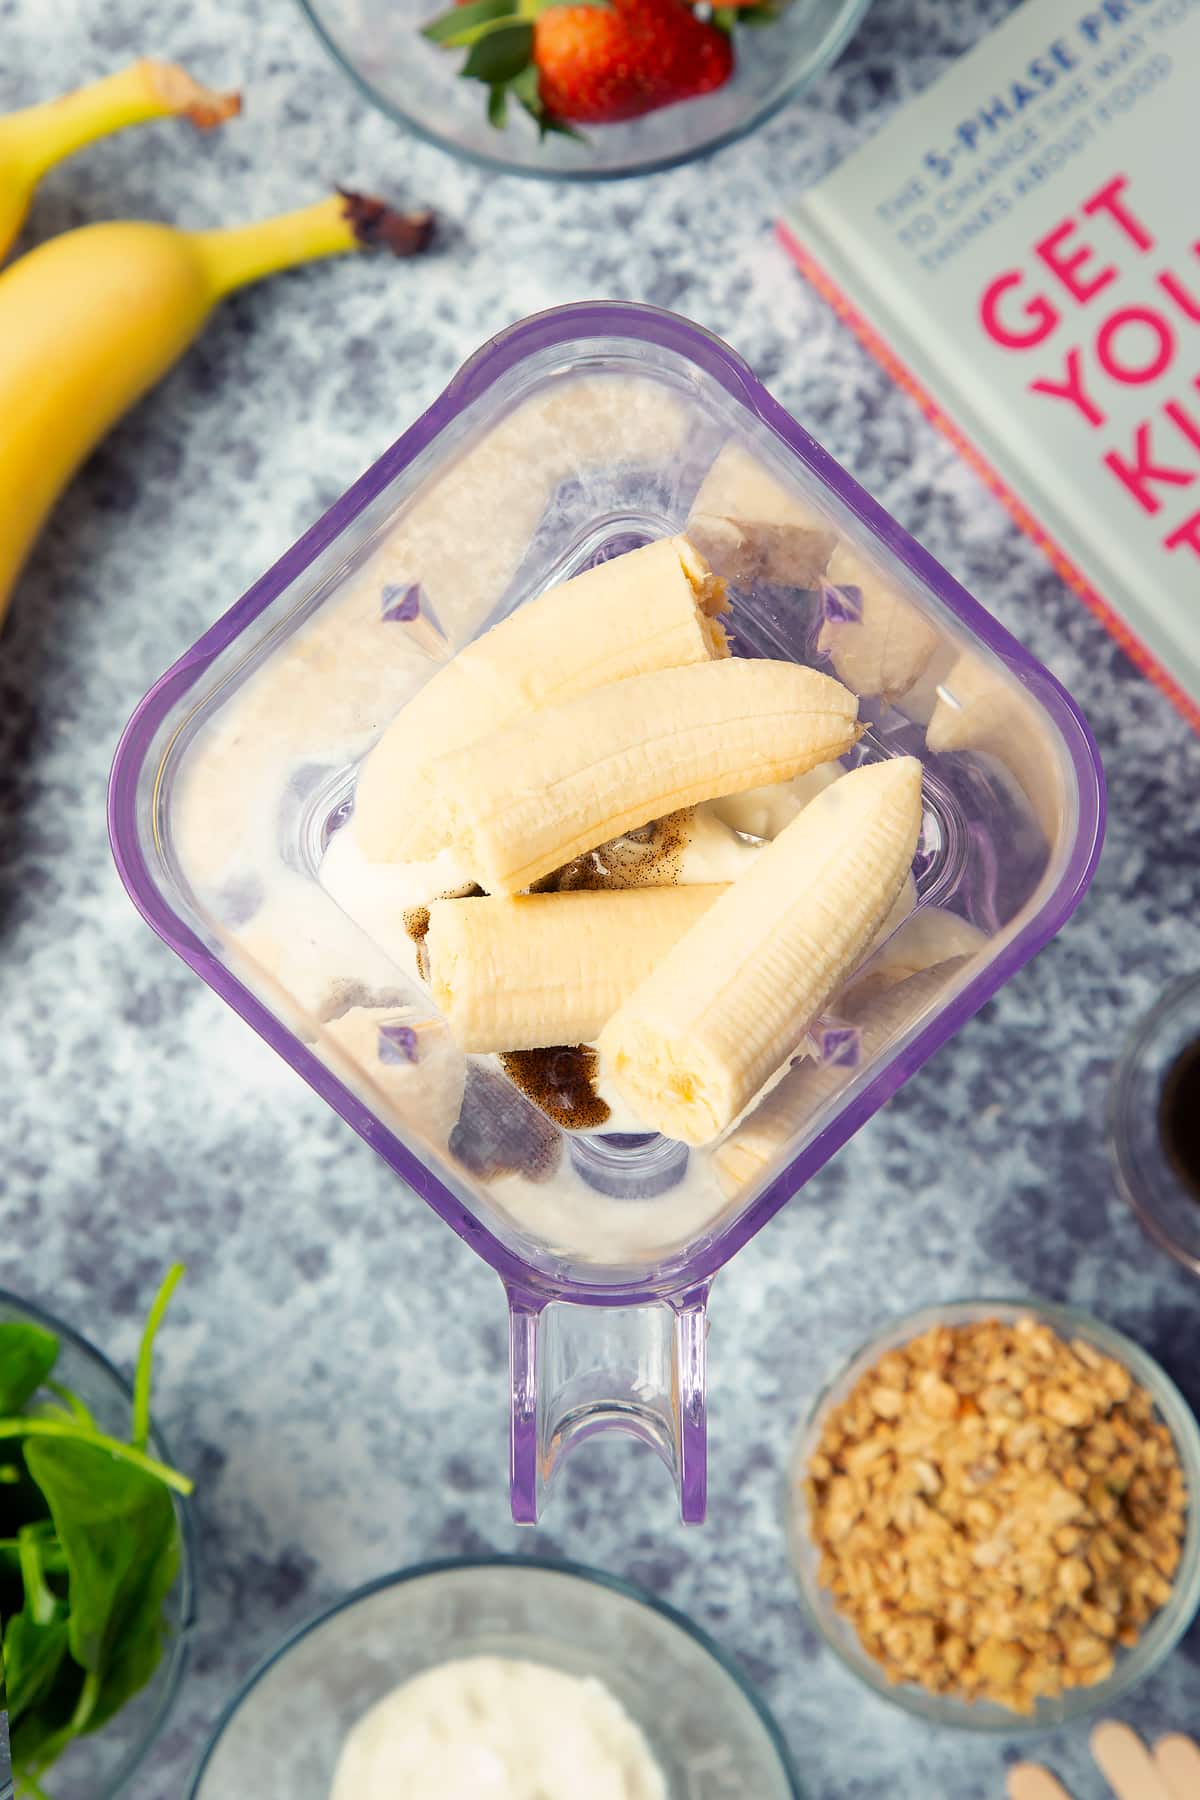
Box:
[380,581,423,623]
[820,583,864,624]
[377,1022,420,1064]
[449,1066,560,1183]
[812,1022,861,1068]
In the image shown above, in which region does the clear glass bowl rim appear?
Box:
[786,1295,1200,1735]
[186,1552,805,1796]
[0,1286,200,1800]
[1108,970,1200,1278]
[294,0,876,182]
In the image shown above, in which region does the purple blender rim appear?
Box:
[108,301,1106,1307]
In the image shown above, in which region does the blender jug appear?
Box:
[109,304,1105,1523]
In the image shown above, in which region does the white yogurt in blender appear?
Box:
[329,1657,666,1800]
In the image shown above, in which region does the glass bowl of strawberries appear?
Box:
[298,0,871,177]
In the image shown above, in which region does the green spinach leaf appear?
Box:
[84,1521,179,1734]
[7,1265,190,1793]
[23,1438,177,1678]
[0,1326,58,1415]
[4,1609,69,1726]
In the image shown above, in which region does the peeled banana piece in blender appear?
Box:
[817,544,940,705]
[423,658,861,896]
[353,534,730,863]
[686,442,838,585]
[598,756,924,1147]
[426,885,728,1052]
[925,650,1062,843]
[847,902,987,1001]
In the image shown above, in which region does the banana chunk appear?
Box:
[847,902,986,1001]
[427,885,727,1052]
[426,659,860,896]
[353,534,729,863]
[817,544,940,704]
[687,442,837,585]
[925,651,1063,844]
[598,757,924,1146]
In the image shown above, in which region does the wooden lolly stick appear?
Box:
[1091,1723,1175,1800]
[1153,1734,1200,1800]
[1007,1763,1076,1800]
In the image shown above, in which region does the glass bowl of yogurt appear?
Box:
[187,1555,802,1798]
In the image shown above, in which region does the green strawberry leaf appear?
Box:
[737,3,786,23]
[422,0,515,43]
[509,67,587,140]
[510,65,546,122]
[0,1326,58,1416]
[541,112,587,140]
[712,5,739,27]
[462,18,535,82]
[487,83,510,127]
[519,0,608,13]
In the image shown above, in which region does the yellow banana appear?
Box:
[353,534,730,864]
[426,884,728,1052]
[0,60,239,262]
[598,756,924,1146]
[422,659,860,895]
[0,189,432,625]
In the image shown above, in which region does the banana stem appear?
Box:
[0,60,240,182]
[192,190,434,299]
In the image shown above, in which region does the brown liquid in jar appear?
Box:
[1159,1038,1200,1202]
[500,1046,611,1130]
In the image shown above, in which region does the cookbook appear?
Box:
[781,0,1200,730]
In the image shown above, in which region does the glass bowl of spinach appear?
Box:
[1,1268,196,1800]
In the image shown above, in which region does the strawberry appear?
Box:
[533,0,733,125]
[424,0,735,132]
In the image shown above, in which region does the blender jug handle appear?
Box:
[507,1283,710,1526]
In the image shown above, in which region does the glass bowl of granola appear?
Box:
[787,1299,1200,1732]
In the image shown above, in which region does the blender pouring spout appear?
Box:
[506,1280,711,1525]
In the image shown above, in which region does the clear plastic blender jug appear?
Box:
[109,304,1105,1523]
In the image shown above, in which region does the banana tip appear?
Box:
[147,61,242,130]
[337,186,435,257]
[190,90,242,130]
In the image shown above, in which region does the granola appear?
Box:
[802,1316,1188,1713]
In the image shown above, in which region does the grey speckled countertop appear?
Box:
[3,2,1200,1797]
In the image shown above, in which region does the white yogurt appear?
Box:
[329,1657,667,1800]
